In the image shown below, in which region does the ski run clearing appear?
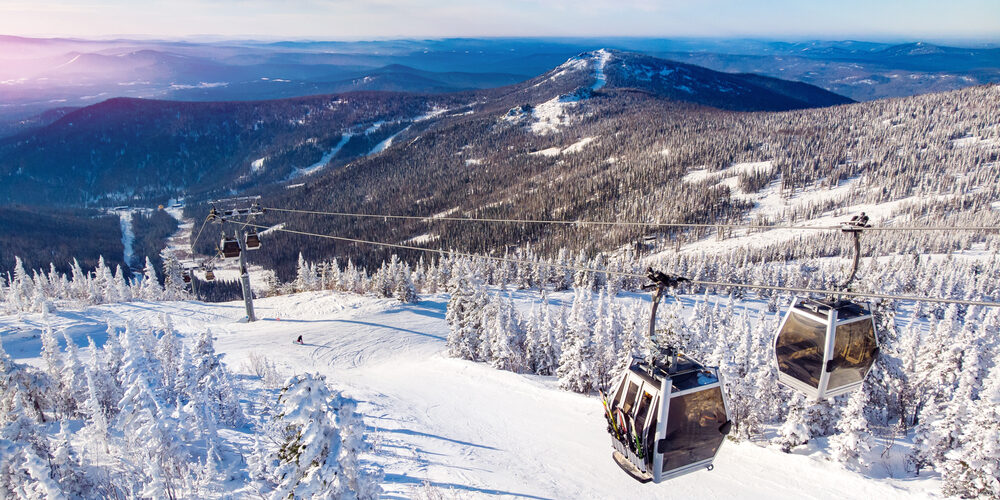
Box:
[1,290,942,499]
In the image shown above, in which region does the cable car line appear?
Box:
[261,206,1000,233]
[216,209,991,483]
[223,219,1000,308]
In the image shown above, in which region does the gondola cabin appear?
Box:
[220,236,241,258]
[245,230,261,250]
[606,354,731,483]
[204,269,215,281]
[774,298,880,399]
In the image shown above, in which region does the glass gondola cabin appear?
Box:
[774,298,879,399]
[606,354,731,483]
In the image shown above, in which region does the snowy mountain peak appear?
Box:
[553,48,617,75]
[535,49,851,112]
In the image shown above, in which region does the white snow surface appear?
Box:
[530,137,598,157]
[287,133,352,180]
[950,135,1000,148]
[0,291,942,499]
[402,233,439,245]
[667,159,980,257]
[117,210,135,268]
[543,56,589,84]
[530,146,563,157]
[563,136,598,154]
[591,49,611,90]
[368,129,403,156]
[251,157,267,172]
[530,95,582,135]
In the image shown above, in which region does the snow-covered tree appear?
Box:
[829,383,873,467]
[162,254,188,300]
[941,361,1000,498]
[775,392,812,452]
[558,288,595,393]
[50,421,89,496]
[138,256,162,300]
[294,253,318,292]
[58,332,86,417]
[267,374,382,499]
[393,270,418,303]
[445,273,488,361]
[486,293,525,372]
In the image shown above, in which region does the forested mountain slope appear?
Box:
[0,92,467,205]
[0,50,846,207]
[249,78,999,279]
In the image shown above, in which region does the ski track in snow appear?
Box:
[368,128,406,156]
[592,49,611,91]
[118,210,135,269]
[287,133,353,180]
[0,291,942,499]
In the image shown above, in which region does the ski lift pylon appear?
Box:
[603,268,731,483]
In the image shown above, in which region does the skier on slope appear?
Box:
[295,335,304,344]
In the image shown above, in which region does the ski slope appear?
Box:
[0,291,942,499]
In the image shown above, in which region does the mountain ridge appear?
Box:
[0,50,851,206]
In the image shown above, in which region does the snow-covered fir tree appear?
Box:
[266,373,382,499]
[829,383,873,467]
[941,361,1000,498]
[558,288,596,393]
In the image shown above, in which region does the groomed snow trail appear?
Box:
[592,49,611,91]
[118,210,135,268]
[0,292,942,499]
[287,133,353,180]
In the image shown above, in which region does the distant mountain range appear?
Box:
[1,42,997,283]
[1,35,997,133]
[0,50,850,206]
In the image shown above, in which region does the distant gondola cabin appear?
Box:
[245,230,261,250]
[606,354,731,483]
[220,237,241,258]
[774,298,880,399]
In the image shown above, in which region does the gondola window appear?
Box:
[775,311,827,387]
[661,387,728,473]
[827,320,878,388]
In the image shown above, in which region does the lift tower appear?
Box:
[209,197,264,322]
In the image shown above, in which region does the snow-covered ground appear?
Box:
[530,137,598,157]
[0,290,943,498]
[287,133,353,180]
[530,95,582,136]
[591,49,611,91]
[671,161,980,256]
[117,210,135,269]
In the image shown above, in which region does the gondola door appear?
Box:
[650,377,671,483]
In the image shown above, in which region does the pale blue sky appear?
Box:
[1,0,997,41]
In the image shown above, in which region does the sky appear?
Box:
[0,0,998,42]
